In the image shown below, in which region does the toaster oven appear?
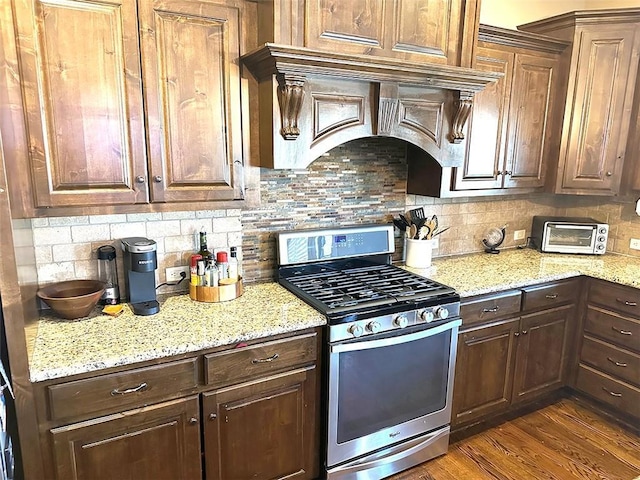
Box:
[531,216,609,255]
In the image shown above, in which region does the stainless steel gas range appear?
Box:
[276,224,462,480]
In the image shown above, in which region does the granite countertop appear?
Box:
[29,249,640,383]
[29,283,325,383]
[408,249,640,297]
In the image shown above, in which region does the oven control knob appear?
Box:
[596,244,605,250]
[393,314,409,329]
[366,321,381,334]
[420,310,435,323]
[348,324,364,338]
[435,307,449,320]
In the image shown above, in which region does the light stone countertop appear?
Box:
[407,248,640,297]
[29,249,639,383]
[29,283,325,383]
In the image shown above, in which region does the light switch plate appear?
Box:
[513,230,526,241]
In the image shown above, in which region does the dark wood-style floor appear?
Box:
[389,399,640,480]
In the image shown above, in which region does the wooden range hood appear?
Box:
[242,44,502,169]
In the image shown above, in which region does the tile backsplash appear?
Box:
[16,138,639,293]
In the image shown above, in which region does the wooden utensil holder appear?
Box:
[189,278,243,303]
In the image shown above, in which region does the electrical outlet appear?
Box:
[630,238,640,251]
[166,266,189,282]
[513,229,526,241]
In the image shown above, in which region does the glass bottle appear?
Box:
[228,247,239,281]
[198,230,213,262]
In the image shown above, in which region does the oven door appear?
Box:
[326,318,461,468]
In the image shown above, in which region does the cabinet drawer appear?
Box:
[461,290,521,325]
[48,357,199,422]
[589,281,640,318]
[576,364,640,418]
[584,306,640,352]
[580,335,640,386]
[521,280,578,312]
[205,332,317,389]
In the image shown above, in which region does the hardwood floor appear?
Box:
[389,399,640,480]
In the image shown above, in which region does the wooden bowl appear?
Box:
[37,280,106,320]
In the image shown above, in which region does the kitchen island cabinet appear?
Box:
[4,0,258,217]
[452,279,578,427]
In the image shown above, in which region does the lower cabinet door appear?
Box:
[203,366,319,480]
[452,318,519,426]
[512,305,573,403]
[50,396,202,480]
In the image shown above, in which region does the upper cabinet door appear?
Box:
[139,0,244,203]
[558,24,640,194]
[503,53,556,189]
[304,0,472,65]
[452,46,512,191]
[13,0,148,207]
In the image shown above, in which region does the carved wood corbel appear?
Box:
[450,90,474,143]
[276,74,306,140]
[376,82,399,135]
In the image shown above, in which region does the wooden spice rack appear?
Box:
[189,278,243,303]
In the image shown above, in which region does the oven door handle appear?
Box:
[330,319,462,353]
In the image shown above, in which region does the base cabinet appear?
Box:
[576,279,640,419]
[50,396,202,480]
[37,329,321,480]
[203,366,318,480]
[452,281,577,427]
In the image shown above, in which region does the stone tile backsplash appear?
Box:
[18,138,640,292]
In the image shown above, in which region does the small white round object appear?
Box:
[420,310,435,323]
[435,307,449,320]
[366,321,381,333]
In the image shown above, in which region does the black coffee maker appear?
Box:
[121,237,160,315]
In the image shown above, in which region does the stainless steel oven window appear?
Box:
[327,319,461,467]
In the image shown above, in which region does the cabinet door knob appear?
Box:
[606,171,613,177]
[514,332,520,337]
[153,175,162,183]
[521,330,528,335]
[209,413,217,421]
[505,171,512,176]
[496,171,503,175]
[189,417,198,425]
[135,175,146,184]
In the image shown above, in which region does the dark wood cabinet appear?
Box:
[4,0,257,216]
[452,318,519,426]
[265,0,479,68]
[576,279,640,418]
[520,9,640,196]
[407,25,566,197]
[203,366,318,480]
[453,280,578,428]
[36,329,321,479]
[512,305,572,403]
[50,396,202,480]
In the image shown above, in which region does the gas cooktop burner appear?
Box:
[278,258,458,323]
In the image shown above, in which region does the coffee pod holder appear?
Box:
[189,278,243,303]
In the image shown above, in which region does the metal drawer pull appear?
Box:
[606,357,628,367]
[482,306,500,313]
[616,298,637,307]
[602,387,622,398]
[110,382,148,396]
[611,327,632,336]
[545,294,558,299]
[252,353,279,364]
